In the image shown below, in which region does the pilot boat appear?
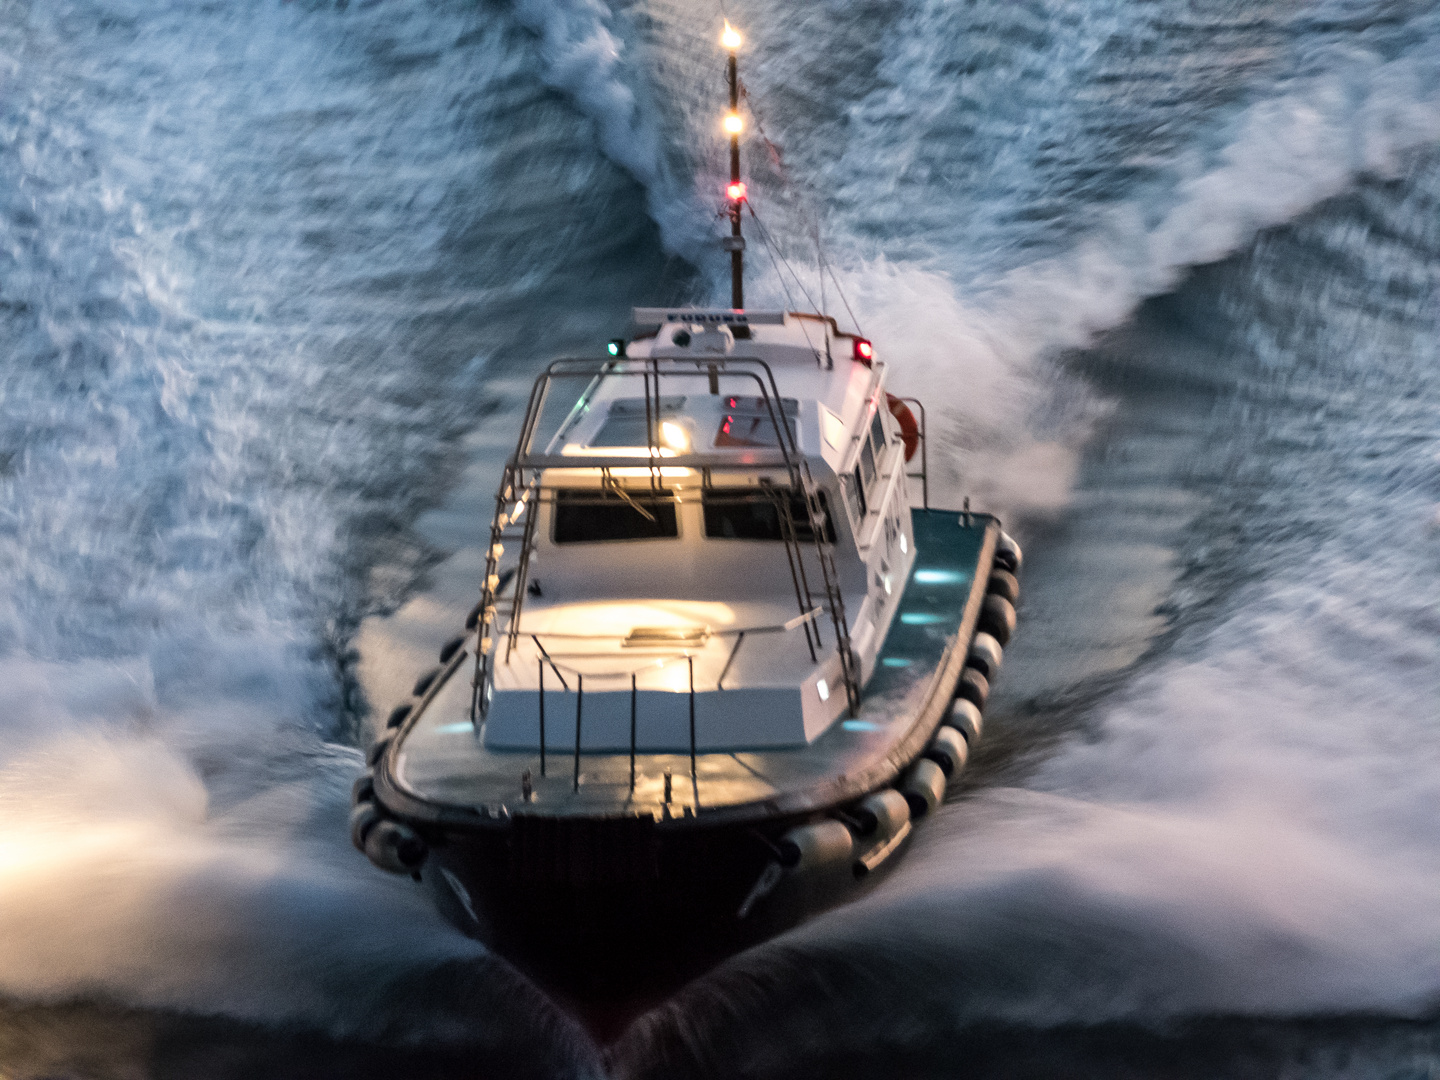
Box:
[349,21,1021,1003]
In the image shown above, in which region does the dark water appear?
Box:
[2,0,1439,1076]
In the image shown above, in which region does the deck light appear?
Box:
[914,568,966,585]
[726,180,747,202]
[660,421,690,452]
[607,338,626,357]
[721,20,742,50]
[853,338,874,363]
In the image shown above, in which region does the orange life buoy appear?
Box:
[886,393,920,462]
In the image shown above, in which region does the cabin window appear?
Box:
[844,466,868,520]
[552,488,678,543]
[859,437,877,490]
[870,408,888,458]
[702,488,836,543]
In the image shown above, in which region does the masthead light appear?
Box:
[721,20,742,50]
[726,180,747,202]
[723,111,744,136]
[660,421,690,452]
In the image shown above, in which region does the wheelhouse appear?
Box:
[471,309,921,755]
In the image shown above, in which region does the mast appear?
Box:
[722,21,745,311]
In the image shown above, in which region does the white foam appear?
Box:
[700,29,1440,522]
[509,0,709,258]
[607,14,1440,1052]
[0,2,565,1038]
[876,595,1440,1021]
[3,0,1439,1050]
[0,651,472,1030]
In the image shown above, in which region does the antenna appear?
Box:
[722,21,745,311]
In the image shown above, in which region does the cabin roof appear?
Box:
[560,308,888,477]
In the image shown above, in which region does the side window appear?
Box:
[870,408,888,460]
[702,488,836,543]
[859,437,877,490]
[847,465,868,519]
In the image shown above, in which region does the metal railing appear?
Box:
[466,354,868,815]
[511,607,822,808]
[470,355,861,738]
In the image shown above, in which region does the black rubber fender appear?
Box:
[901,758,947,817]
[957,667,989,711]
[365,819,428,875]
[366,733,393,768]
[350,774,375,806]
[979,594,1016,646]
[924,725,969,776]
[776,820,854,870]
[386,703,412,730]
[986,569,1020,605]
[438,635,466,664]
[848,789,910,839]
[995,531,1024,574]
[412,667,442,697]
[966,632,1004,681]
[349,803,381,852]
[946,698,983,744]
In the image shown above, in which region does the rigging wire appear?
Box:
[747,203,823,315]
[823,259,865,339]
[816,220,827,319]
[750,212,799,312]
[745,204,825,365]
[737,79,866,337]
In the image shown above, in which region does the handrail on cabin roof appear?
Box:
[514,355,803,473]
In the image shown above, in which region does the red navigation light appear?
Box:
[853,338,875,364]
[726,181,747,202]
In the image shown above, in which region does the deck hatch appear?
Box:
[623,626,711,648]
[714,395,798,448]
[590,396,688,448]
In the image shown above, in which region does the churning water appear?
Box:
[2,0,1439,1076]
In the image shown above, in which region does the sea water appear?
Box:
[1,1,1438,1076]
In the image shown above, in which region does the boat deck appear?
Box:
[380,511,994,828]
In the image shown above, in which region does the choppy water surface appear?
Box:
[2,0,1438,1076]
